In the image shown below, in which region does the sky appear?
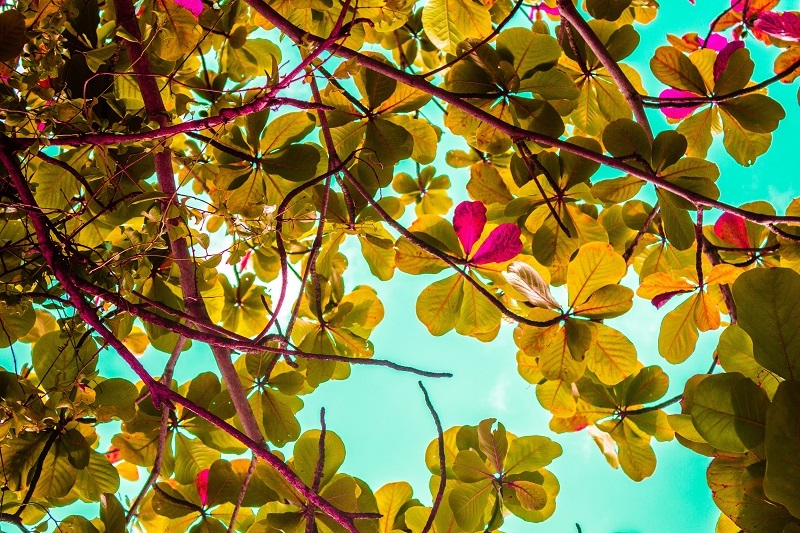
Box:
[4,1,800,532]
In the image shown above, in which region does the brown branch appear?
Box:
[556,0,653,140]
[228,456,257,533]
[241,0,800,234]
[112,0,265,445]
[642,58,800,107]
[126,336,186,524]
[622,203,660,263]
[418,382,445,533]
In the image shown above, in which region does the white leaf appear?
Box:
[587,425,620,469]
[503,261,561,310]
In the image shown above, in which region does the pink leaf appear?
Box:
[174,0,203,18]
[471,224,523,265]
[195,469,210,506]
[453,201,487,257]
[754,11,800,42]
[652,290,693,309]
[240,250,252,271]
[714,213,751,248]
[713,40,745,81]
[701,33,729,51]
[659,89,701,120]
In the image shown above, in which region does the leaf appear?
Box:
[504,436,562,475]
[448,481,492,531]
[691,372,770,452]
[421,0,492,54]
[651,46,708,95]
[509,480,547,511]
[261,389,302,447]
[496,28,561,78]
[585,324,637,386]
[195,469,210,506]
[0,300,35,349]
[74,451,121,502]
[292,429,346,488]
[417,274,464,336]
[503,261,561,310]
[101,494,127,533]
[587,425,620,469]
[174,0,203,17]
[0,10,26,62]
[599,420,656,481]
[733,267,800,381]
[714,213,751,248]
[573,284,633,319]
[535,379,576,417]
[720,94,785,133]
[467,162,512,205]
[456,275,501,336]
[453,201,486,256]
[754,11,800,42]
[478,418,508,474]
[471,224,523,265]
[375,482,413,532]
[717,325,780,396]
[566,242,626,307]
[658,294,700,363]
[721,109,772,166]
[764,381,800,518]
[174,434,220,485]
[625,366,669,407]
[453,449,494,482]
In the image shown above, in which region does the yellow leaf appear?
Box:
[416,274,464,336]
[421,0,492,54]
[704,263,741,286]
[567,242,626,307]
[456,275,502,336]
[658,294,700,363]
[587,426,620,469]
[539,326,586,382]
[585,324,638,386]
[536,379,576,418]
[375,482,413,532]
[694,290,721,332]
[516,351,543,384]
[637,272,695,299]
[123,326,149,357]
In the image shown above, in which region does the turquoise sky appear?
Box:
[4,1,799,532]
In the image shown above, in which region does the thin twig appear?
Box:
[418,382,445,533]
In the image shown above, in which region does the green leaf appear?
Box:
[0,10,26,62]
[174,433,220,485]
[602,119,651,161]
[691,373,770,453]
[453,449,494,482]
[32,331,98,391]
[717,325,780,397]
[586,0,633,21]
[100,494,126,533]
[504,436,562,475]
[261,144,322,182]
[292,429,346,488]
[496,28,561,78]
[448,480,492,531]
[657,189,695,251]
[650,46,707,95]
[74,450,121,503]
[733,267,800,381]
[624,365,669,407]
[261,389,302,447]
[0,300,35,349]
[720,95,785,134]
[764,381,800,519]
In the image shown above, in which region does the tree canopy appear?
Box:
[0,0,799,531]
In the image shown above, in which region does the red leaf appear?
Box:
[471,224,523,265]
[174,0,203,17]
[713,40,745,81]
[714,213,751,248]
[195,469,210,506]
[453,201,487,256]
[701,33,729,51]
[659,89,701,120]
[754,12,800,42]
[652,290,693,309]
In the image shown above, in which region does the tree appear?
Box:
[0,0,799,530]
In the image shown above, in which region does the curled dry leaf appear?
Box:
[503,261,561,310]
[587,425,620,469]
